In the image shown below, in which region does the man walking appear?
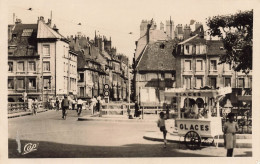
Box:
[61,95,69,119]
[77,98,83,116]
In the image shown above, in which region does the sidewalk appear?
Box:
[8,108,49,118]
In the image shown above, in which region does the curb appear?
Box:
[8,109,49,119]
[77,116,157,122]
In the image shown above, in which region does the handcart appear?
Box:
[164,87,232,150]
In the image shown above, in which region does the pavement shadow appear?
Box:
[8,139,219,158]
[234,151,252,157]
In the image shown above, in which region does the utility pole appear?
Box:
[127,59,131,111]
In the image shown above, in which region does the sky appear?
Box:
[5,0,255,61]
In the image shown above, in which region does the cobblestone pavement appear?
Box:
[8,110,252,158]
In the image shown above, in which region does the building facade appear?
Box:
[8,17,78,103]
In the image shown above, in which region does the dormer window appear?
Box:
[22,29,33,36]
[160,44,165,49]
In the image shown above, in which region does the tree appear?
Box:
[206,10,253,73]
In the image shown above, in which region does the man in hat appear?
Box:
[61,95,70,119]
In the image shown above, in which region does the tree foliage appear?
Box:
[206,10,253,73]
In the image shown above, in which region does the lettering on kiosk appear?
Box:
[175,92,201,97]
[179,123,209,131]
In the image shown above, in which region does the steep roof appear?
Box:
[134,35,147,61]
[8,24,38,57]
[206,40,226,55]
[37,20,65,39]
[136,40,177,71]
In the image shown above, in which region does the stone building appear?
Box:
[69,34,130,101]
[8,17,78,103]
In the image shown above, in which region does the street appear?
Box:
[8,110,252,158]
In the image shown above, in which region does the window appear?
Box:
[185,45,190,54]
[43,77,51,89]
[184,60,191,71]
[17,62,24,72]
[160,44,165,49]
[238,78,245,88]
[8,79,14,89]
[196,60,203,71]
[28,78,36,89]
[140,74,146,81]
[161,73,165,79]
[43,62,50,72]
[224,77,231,87]
[27,48,34,56]
[79,73,84,82]
[28,61,36,71]
[43,45,50,56]
[64,62,66,72]
[196,45,200,54]
[21,29,33,36]
[17,78,25,89]
[210,77,217,89]
[196,77,203,88]
[80,87,84,97]
[8,62,13,72]
[210,60,217,70]
[184,76,191,89]
[224,63,232,71]
[200,45,206,54]
[8,46,17,55]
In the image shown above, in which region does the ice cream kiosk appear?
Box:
[164,87,232,149]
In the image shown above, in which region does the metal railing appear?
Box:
[8,101,43,114]
[8,102,28,114]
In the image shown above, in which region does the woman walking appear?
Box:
[223,113,239,157]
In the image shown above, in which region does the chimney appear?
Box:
[13,13,15,24]
[47,19,52,27]
[53,24,59,33]
[183,24,191,40]
[195,22,201,30]
[39,16,45,22]
[15,18,22,24]
[160,22,164,31]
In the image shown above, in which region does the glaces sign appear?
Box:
[175,92,201,97]
[179,123,209,131]
[177,120,211,136]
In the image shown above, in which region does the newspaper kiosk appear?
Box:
[164,87,232,150]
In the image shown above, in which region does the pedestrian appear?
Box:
[90,96,96,115]
[157,112,167,148]
[134,100,140,117]
[56,97,60,111]
[77,98,83,116]
[72,98,76,110]
[97,95,101,112]
[166,104,170,119]
[223,112,239,157]
[31,98,37,115]
[61,95,70,119]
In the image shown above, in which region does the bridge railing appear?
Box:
[8,102,28,114]
[8,101,44,114]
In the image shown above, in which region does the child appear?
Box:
[157,112,167,148]
[223,113,239,157]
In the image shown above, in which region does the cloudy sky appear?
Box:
[6,0,255,61]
